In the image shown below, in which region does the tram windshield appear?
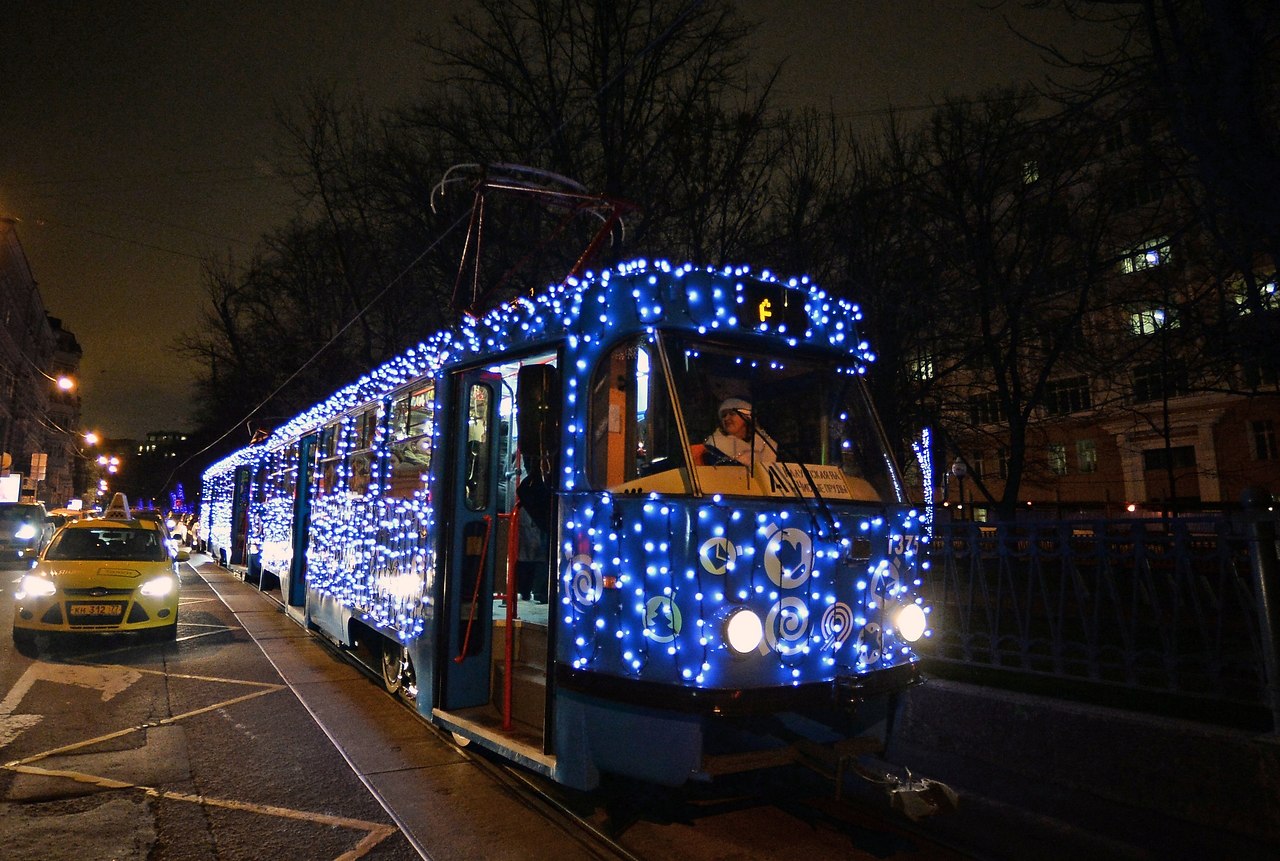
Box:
[588,334,905,502]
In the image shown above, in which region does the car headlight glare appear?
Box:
[140,575,176,598]
[895,603,927,643]
[18,574,57,599]
[724,608,764,654]
[15,524,37,541]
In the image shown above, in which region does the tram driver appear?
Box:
[703,398,777,467]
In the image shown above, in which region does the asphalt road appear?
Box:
[1,555,983,861]
[0,554,621,861]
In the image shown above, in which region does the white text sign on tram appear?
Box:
[763,463,854,499]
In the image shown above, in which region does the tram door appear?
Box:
[442,369,502,709]
[229,465,251,566]
[286,433,317,608]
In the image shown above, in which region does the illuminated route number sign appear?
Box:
[737,281,809,333]
[687,276,811,334]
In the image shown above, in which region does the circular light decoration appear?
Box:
[724,608,764,655]
[895,603,927,642]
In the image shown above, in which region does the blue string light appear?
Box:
[202,259,930,693]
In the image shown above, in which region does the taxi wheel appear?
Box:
[152,621,178,642]
[13,628,38,657]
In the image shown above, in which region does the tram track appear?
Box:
[244,576,638,859]
[238,569,975,859]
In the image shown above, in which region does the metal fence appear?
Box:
[920,510,1280,729]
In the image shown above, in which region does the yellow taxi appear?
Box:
[12,494,188,647]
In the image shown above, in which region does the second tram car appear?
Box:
[201,259,932,790]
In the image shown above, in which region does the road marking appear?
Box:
[9,763,399,859]
[0,663,142,748]
[4,570,406,860]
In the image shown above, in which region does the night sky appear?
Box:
[0,1,1105,440]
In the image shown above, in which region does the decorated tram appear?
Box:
[201,258,933,790]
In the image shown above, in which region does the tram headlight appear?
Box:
[724,608,763,654]
[894,603,927,643]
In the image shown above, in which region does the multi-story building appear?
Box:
[941,108,1280,518]
[0,218,84,505]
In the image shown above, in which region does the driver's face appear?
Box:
[720,410,748,439]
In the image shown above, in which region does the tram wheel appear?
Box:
[381,639,416,701]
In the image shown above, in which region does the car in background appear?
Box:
[0,501,55,569]
[13,494,189,648]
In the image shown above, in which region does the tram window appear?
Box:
[345,407,378,498]
[284,444,298,496]
[587,338,684,490]
[388,383,436,499]
[464,383,493,510]
[317,424,340,495]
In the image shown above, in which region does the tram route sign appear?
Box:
[763,463,854,499]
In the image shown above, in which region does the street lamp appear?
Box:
[951,458,968,519]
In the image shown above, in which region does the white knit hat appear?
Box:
[719,397,752,417]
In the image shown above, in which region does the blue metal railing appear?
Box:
[920,511,1280,729]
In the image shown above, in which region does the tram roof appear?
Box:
[203,258,872,479]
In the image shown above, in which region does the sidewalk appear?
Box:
[888,677,1280,860]
[195,557,599,861]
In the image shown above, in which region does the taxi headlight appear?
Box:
[18,574,57,599]
[724,608,764,655]
[140,575,176,598]
[15,523,38,541]
[895,603,927,643]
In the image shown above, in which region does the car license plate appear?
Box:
[67,602,126,622]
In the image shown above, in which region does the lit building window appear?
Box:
[1119,236,1171,274]
[1076,439,1097,474]
[1048,444,1067,475]
[1129,307,1177,336]
[1022,160,1040,184]
[1232,279,1279,313]
[911,352,934,381]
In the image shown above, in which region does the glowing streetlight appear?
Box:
[56,375,75,392]
[84,431,99,446]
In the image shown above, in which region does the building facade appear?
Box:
[0,218,84,505]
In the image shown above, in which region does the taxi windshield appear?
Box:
[45,526,168,562]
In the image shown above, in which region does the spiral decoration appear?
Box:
[819,601,854,651]
[764,596,810,655]
[568,553,603,608]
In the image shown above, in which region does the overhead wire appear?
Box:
[168,0,713,492]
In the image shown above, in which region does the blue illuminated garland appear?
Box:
[202,259,931,689]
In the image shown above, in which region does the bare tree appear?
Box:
[891,91,1121,514]
[404,0,781,272]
